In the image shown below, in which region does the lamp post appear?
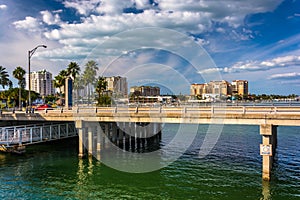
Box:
[28,45,47,111]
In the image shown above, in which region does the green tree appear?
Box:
[0,66,10,89]
[13,66,26,110]
[73,75,84,105]
[54,70,69,106]
[67,62,80,80]
[95,76,110,106]
[54,70,68,95]
[83,60,98,105]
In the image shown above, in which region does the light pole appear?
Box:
[28,45,47,111]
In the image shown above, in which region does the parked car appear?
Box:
[36,104,53,110]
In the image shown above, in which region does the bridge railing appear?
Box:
[0,123,77,147]
[33,106,300,115]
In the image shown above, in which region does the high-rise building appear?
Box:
[25,69,54,96]
[231,80,248,96]
[105,76,128,97]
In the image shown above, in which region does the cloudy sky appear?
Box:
[0,0,299,95]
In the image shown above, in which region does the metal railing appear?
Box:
[31,106,300,115]
[0,123,77,147]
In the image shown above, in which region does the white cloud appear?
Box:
[62,0,153,15]
[199,55,300,74]
[269,72,300,80]
[38,0,284,63]
[0,4,7,10]
[40,10,62,25]
[9,0,285,67]
[12,16,41,32]
[63,0,101,15]
[156,0,282,27]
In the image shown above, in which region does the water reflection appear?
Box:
[77,156,95,185]
[261,181,271,200]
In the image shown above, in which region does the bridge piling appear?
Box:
[75,120,85,158]
[88,126,93,157]
[260,124,277,181]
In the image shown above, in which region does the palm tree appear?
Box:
[73,75,84,105]
[66,62,80,105]
[67,62,80,80]
[82,60,98,105]
[0,66,10,89]
[54,70,68,94]
[95,76,110,106]
[13,66,26,110]
[53,70,69,106]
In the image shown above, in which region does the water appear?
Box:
[0,125,299,200]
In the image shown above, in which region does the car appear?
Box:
[36,104,53,110]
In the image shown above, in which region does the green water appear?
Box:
[0,125,299,199]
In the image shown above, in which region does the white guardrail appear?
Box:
[0,123,77,146]
[27,106,300,115]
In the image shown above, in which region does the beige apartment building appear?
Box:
[231,80,248,96]
[191,80,248,99]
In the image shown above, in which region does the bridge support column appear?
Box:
[88,126,93,157]
[96,125,101,152]
[95,124,102,160]
[104,123,109,147]
[124,123,130,150]
[112,123,118,145]
[260,124,277,181]
[75,120,85,158]
[131,123,136,151]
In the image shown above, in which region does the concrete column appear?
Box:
[130,122,136,151]
[112,123,118,145]
[75,120,85,158]
[104,123,109,148]
[260,124,277,181]
[124,123,130,150]
[96,125,102,160]
[119,122,125,149]
[96,125,101,152]
[136,123,141,151]
[157,123,162,141]
[88,126,93,157]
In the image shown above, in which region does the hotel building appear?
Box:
[25,69,54,96]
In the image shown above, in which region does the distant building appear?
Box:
[231,80,248,96]
[190,80,232,99]
[130,86,160,96]
[25,69,54,96]
[129,86,161,103]
[190,83,208,96]
[209,80,231,97]
[105,76,128,97]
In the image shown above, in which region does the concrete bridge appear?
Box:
[0,105,300,181]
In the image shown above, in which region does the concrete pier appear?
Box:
[77,122,162,158]
[260,124,277,181]
[75,120,85,158]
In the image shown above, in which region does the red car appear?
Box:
[36,104,53,110]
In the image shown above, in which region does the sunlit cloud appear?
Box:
[199,55,300,74]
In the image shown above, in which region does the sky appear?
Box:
[0,0,299,95]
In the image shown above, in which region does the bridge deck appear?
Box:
[0,106,300,126]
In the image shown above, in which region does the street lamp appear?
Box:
[28,45,47,112]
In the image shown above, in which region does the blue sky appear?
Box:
[0,0,299,95]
